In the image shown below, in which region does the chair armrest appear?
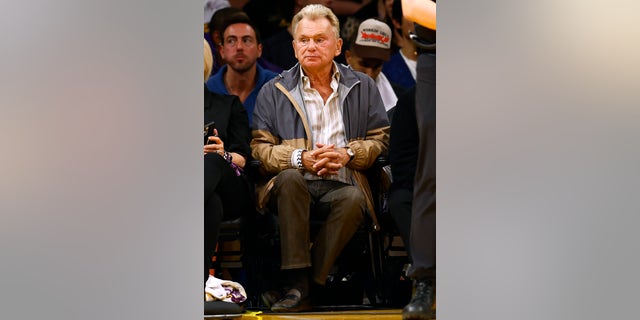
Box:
[248,159,262,168]
[374,155,389,168]
[244,159,263,181]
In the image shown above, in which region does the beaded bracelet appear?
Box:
[222,151,243,176]
[222,151,232,164]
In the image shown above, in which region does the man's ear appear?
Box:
[292,40,299,60]
[219,46,226,60]
[257,43,263,58]
[335,38,343,57]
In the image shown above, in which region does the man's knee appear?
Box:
[276,169,303,182]
[336,187,366,220]
[273,169,306,194]
[344,187,366,206]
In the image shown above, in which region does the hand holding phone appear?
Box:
[204,121,216,145]
[203,121,225,155]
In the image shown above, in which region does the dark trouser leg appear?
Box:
[403,52,437,320]
[204,154,224,282]
[271,169,312,270]
[408,53,437,279]
[204,193,222,282]
[204,153,251,283]
[408,207,436,278]
[309,181,365,285]
[268,169,313,311]
[388,188,413,258]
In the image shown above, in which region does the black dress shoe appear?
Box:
[271,291,312,313]
[403,279,435,320]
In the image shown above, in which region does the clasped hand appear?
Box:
[303,143,350,176]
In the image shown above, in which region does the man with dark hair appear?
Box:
[206,6,243,75]
[206,15,278,124]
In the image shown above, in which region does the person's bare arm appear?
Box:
[228,152,246,169]
[204,130,247,169]
[401,0,436,30]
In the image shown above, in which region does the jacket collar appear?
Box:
[277,61,360,92]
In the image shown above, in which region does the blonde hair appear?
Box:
[204,39,213,82]
[291,4,340,39]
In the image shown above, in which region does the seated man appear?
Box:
[251,4,389,313]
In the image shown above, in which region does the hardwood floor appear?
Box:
[205,309,403,319]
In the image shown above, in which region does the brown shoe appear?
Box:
[270,289,312,313]
[261,290,282,309]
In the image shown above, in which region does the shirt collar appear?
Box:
[299,61,341,89]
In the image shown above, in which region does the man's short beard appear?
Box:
[229,61,256,74]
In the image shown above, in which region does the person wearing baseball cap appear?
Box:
[345,18,405,118]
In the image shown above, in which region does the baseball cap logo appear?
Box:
[360,31,390,45]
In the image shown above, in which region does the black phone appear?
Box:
[204,121,216,145]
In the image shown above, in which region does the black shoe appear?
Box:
[270,289,312,313]
[402,279,435,320]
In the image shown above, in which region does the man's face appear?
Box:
[293,17,342,73]
[220,23,262,73]
[345,50,384,80]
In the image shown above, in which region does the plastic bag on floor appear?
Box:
[204,275,247,303]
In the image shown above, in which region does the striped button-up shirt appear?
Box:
[294,62,352,184]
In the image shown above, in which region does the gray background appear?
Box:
[1,1,201,319]
[1,1,639,319]
[439,1,640,319]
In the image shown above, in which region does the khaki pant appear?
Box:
[270,169,365,285]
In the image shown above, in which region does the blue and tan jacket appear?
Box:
[251,62,390,229]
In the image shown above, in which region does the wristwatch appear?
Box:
[346,147,355,162]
